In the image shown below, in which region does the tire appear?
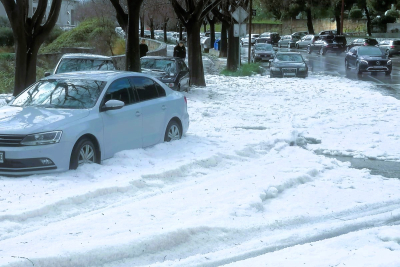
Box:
[70,138,98,170]
[356,63,362,75]
[164,120,182,142]
[307,46,311,54]
[320,47,326,55]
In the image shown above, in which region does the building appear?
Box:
[0,0,79,28]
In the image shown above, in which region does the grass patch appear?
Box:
[220,63,264,77]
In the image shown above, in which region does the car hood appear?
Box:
[273,62,306,67]
[359,55,387,60]
[141,69,176,80]
[0,106,90,135]
[254,50,274,54]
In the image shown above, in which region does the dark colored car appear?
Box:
[307,35,347,55]
[251,43,275,62]
[319,30,337,36]
[278,35,301,48]
[257,32,280,46]
[140,56,190,92]
[345,38,378,52]
[345,46,392,75]
[269,52,308,78]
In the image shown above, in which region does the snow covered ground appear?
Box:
[1,74,400,267]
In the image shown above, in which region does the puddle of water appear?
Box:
[318,153,400,179]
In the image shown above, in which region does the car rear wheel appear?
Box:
[164,120,182,142]
[70,138,98,170]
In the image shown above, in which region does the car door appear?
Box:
[100,78,142,159]
[130,76,167,147]
[347,47,358,66]
[177,60,190,90]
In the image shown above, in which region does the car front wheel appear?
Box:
[356,63,363,75]
[164,120,182,142]
[70,138,98,170]
[345,60,350,70]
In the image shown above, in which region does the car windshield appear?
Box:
[276,54,303,62]
[358,46,384,56]
[255,44,273,51]
[11,79,106,109]
[56,58,115,74]
[141,59,177,73]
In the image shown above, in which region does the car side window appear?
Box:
[178,60,188,72]
[155,83,166,97]
[349,47,357,54]
[130,77,160,102]
[104,78,133,105]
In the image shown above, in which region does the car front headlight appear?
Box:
[21,131,63,146]
[270,67,280,71]
[387,60,392,65]
[359,60,369,64]
[299,67,307,71]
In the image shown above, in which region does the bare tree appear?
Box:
[1,0,62,96]
[109,0,143,71]
[170,0,222,87]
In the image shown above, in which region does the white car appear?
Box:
[241,34,260,46]
[0,71,189,176]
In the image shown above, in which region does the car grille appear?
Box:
[369,60,387,66]
[282,68,297,73]
[0,134,25,147]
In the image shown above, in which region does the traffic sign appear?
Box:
[234,24,247,37]
[232,7,248,23]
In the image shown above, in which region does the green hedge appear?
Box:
[0,27,14,47]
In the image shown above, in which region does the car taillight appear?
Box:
[390,46,395,48]
[364,43,367,46]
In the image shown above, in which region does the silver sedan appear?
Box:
[0,71,189,176]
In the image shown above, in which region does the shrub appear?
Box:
[44,27,64,45]
[349,9,363,21]
[0,27,14,47]
[220,63,265,76]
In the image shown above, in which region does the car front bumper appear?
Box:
[270,68,308,78]
[0,141,73,176]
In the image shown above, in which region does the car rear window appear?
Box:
[393,40,400,45]
[333,36,346,43]
[56,59,115,74]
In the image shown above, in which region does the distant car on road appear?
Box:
[46,54,117,76]
[318,30,337,36]
[140,56,190,92]
[307,35,347,55]
[257,32,280,46]
[251,43,275,63]
[295,34,317,49]
[345,46,392,75]
[269,52,308,78]
[241,34,260,46]
[377,39,400,56]
[0,71,189,176]
[278,34,301,48]
[345,38,378,52]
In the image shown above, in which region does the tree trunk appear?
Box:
[306,8,314,34]
[140,15,145,37]
[203,22,207,33]
[335,15,340,34]
[187,22,205,86]
[126,8,141,72]
[219,22,228,57]
[150,18,154,39]
[164,23,168,42]
[227,22,239,71]
[365,6,372,36]
[210,21,216,49]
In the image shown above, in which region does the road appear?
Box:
[240,45,400,99]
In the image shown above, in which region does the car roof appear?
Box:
[60,53,113,60]
[141,56,184,61]
[43,71,154,82]
[275,52,302,55]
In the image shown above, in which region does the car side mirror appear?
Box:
[44,72,51,77]
[102,99,125,111]
[5,96,15,104]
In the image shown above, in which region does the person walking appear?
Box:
[173,40,186,59]
[139,39,148,58]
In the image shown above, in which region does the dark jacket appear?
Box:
[173,44,186,59]
[140,43,148,58]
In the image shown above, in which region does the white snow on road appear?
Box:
[1,74,400,267]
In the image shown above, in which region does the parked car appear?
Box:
[45,54,117,76]
[251,43,275,62]
[291,31,308,38]
[269,52,308,78]
[0,71,189,175]
[345,46,392,75]
[200,32,221,51]
[307,35,347,55]
[257,32,280,46]
[295,34,317,49]
[140,56,190,92]
[345,38,378,52]
[318,30,337,36]
[377,39,400,56]
[241,34,260,46]
[278,34,301,48]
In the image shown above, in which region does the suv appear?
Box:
[46,54,117,76]
[307,35,347,55]
[278,35,301,48]
[257,32,281,46]
[377,39,400,56]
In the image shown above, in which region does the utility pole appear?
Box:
[248,0,252,64]
[340,0,344,35]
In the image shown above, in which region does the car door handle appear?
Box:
[161,105,166,110]
[136,111,141,117]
